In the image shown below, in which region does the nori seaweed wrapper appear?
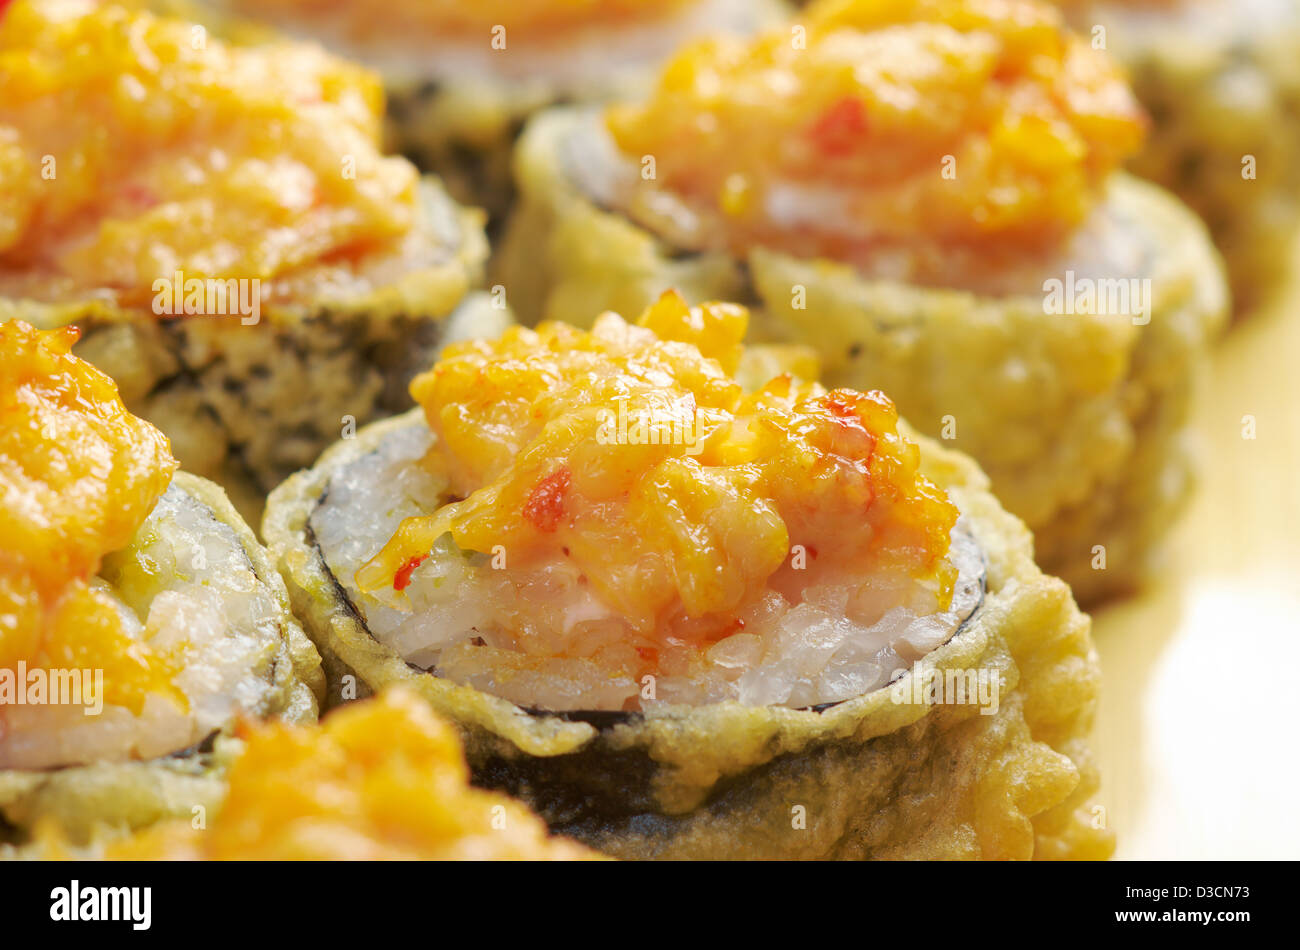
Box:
[265,410,1112,860]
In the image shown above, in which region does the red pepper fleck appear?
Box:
[523,466,572,533]
[806,545,819,560]
[722,617,746,636]
[119,183,158,209]
[808,96,869,157]
[636,646,659,665]
[394,554,428,591]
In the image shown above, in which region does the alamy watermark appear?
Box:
[0,663,104,715]
[595,397,704,456]
[50,881,151,930]
[152,270,261,325]
[889,663,1001,716]
[1043,270,1150,325]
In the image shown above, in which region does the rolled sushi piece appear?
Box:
[265,291,1112,860]
[35,689,597,860]
[0,322,323,847]
[1054,0,1300,313]
[495,0,1230,602]
[205,0,789,222]
[0,0,501,523]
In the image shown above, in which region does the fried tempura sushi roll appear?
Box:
[495,0,1229,602]
[265,292,1111,860]
[35,689,596,860]
[0,322,322,847]
[205,0,788,222]
[1054,0,1300,312]
[0,0,501,522]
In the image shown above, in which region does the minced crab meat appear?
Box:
[0,0,417,306]
[604,0,1145,259]
[0,321,177,715]
[332,292,962,708]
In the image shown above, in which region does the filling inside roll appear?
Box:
[311,292,984,712]
[580,0,1148,295]
[0,322,299,769]
[216,0,774,88]
[0,0,447,310]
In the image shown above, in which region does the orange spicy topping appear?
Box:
[808,96,872,158]
[605,0,1145,260]
[357,291,958,642]
[0,320,179,712]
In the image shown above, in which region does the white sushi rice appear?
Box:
[0,485,291,770]
[309,418,985,713]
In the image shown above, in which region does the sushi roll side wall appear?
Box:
[265,295,1112,860]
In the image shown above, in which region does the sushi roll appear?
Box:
[204,0,789,222]
[1054,0,1300,313]
[0,0,501,523]
[37,689,598,860]
[0,321,323,846]
[494,0,1230,602]
[265,291,1112,860]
